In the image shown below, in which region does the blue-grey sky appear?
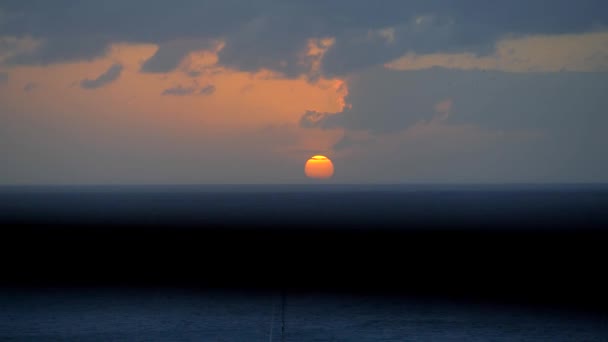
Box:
[1,1,607,183]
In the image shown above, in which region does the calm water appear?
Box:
[2,184,608,229]
[1,185,607,340]
[1,290,607,341]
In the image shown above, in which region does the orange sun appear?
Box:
[304,155,334,179]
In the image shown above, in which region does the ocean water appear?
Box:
[1,183,607,229]
[1,184,607,340]
[1,290,607,341]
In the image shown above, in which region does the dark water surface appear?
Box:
[1,184,607,229]
[1,290,607,341]
[1,185,607,340]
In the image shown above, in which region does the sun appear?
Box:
[304,155,334,179]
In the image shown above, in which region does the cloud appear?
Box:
[5,36,112,66]
[0,71,7,83]
[324,98,494,154]
[186,71,202,77]
[0,1,263,66]
[141,39,216,73]
[300,110,331,128]
[80,63,123,89]
[386,31,608,72]
[161,85,196,96]
[308,2,608,76]
[297,65,608,181]
[2,26,608,183]
[433,99,452,121]
[2,1,607,75]
[325,85,608,182]
[161,84,215,96]
[332,131,374,151]
[0,36,41,64]
[199,84,215,95]
[0,44,348,183]
[23,82,37,91]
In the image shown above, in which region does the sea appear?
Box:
[1,290,607,341]
[0,184,607,341]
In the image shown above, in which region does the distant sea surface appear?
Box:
[1,184,607,340]
[1,290,607,341]
[1,183,607,228]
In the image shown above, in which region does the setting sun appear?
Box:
[304,155,335,179]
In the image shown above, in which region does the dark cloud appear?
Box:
[300,66,608,135]
[298,65,608,181]
[332,133,373,151]
[186,71,202,78]
[161,84,215,96]
[299,110,327,128]
[314,68,608,182]
[141,39,215,73]
[2,1,607,75]
[5,36,113,66]
[294,65,608,181]
[199,84,215,95]
[217,14,316,78]
[161,85,196,96]
[320,1,608,76]
[299,110,344,129]
[80,63,123,89]
[0,0,264,66]
[23,82,37,92]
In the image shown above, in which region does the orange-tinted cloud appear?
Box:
[0,42,348,182]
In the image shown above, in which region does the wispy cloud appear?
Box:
[162,84,215,96]
[386,32,608,73]
[199,84,215,95]
[3,2,607,76]
[80,63,123,89]
[23,82,38,92]
[161,85,196,96]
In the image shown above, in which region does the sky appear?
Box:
[1,1,608,184]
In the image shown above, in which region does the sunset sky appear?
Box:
[1,1,607,183]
